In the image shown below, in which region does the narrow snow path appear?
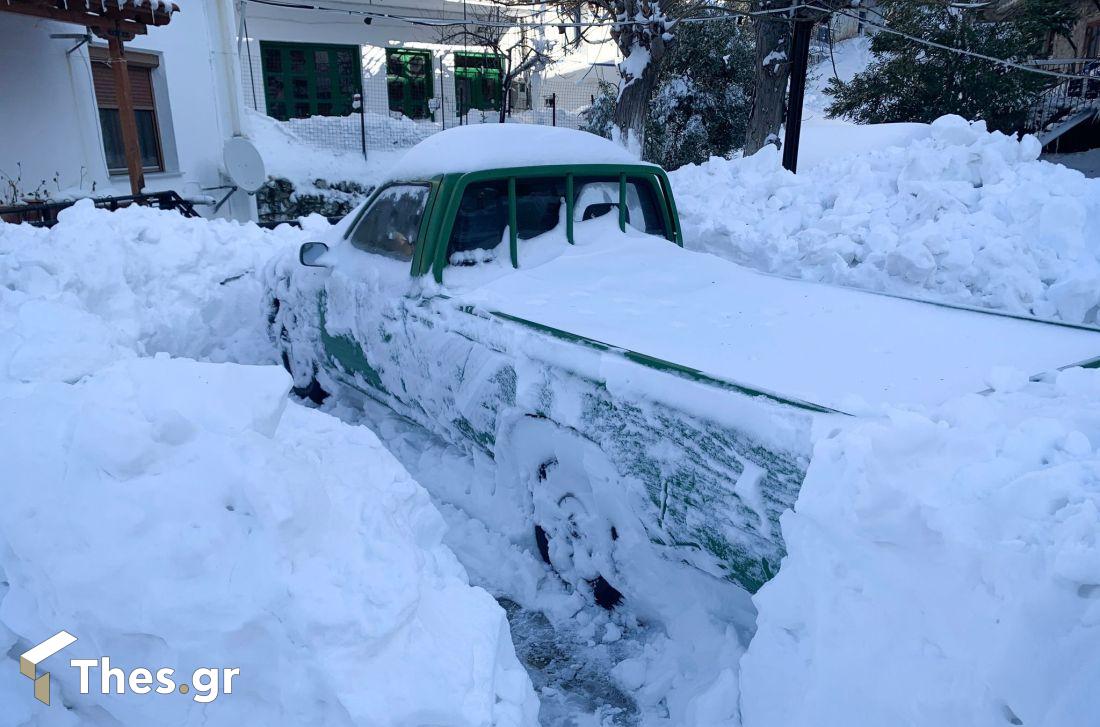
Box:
[321,395,755,726]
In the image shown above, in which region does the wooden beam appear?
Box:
[0,0,176,34]
[107,30,145,195]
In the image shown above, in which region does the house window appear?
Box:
[386,49,434,120]
[260,41,362,120]
[454,52,503,116]
[90,48,164,174]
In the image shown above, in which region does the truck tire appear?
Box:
[499,416,625,609]
[272,298,329,405]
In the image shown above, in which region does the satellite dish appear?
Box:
[223,137,266,194]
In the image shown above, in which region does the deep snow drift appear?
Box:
[671,115,1100,326]
[0,202,538,725]
[741,368,1100,727]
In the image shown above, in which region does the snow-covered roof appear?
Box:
[384,124,648,182]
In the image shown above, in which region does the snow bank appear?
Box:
[741,368,1100,727]
[0,205,538,725]
[247,109,397,192]
[0,199,306,369]
[671,115,1100,325]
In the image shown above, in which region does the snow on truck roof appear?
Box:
[458,226,1100,413]
[384,125,649,181]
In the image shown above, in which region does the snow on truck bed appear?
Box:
[457,218,1100,413]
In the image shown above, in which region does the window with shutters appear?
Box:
[90,48,165,174]
[259,41,362,120]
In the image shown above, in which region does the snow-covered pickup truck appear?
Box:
[267,125,1100,607]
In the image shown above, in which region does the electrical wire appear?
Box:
[241,0,1100,83]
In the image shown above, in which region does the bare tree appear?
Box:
[442,6,556,123]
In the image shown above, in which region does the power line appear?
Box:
[241,0,1100,83]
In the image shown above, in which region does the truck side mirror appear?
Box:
[299,241,330,268]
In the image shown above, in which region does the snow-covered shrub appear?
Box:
[741,366,1100,727]
[579,80,617,140]
[644,19,755,170]
[672,115,1100,325]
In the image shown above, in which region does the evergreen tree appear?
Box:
[643,18,756,168]
[826,0,1079,133]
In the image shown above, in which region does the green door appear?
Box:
[260,41,362,120]
[454,52,503,117]
[386,49,434,120]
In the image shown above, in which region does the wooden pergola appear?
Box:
[1,0,179,195]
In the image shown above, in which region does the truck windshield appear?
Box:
[347,184,430,261]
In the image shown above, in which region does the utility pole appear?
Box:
[781,17,814,173]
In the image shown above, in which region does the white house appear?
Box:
[0,0,618,224]
[0,0,255,221]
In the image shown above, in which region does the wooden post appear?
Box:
[107,30,145,195]
[782,18,814,173]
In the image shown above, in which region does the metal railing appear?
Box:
[0,190,202,227]
[1022,58,1100,137]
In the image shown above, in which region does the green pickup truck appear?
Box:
[266,125,1100,608]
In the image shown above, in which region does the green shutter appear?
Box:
[386,49,435,120]
[259,41,362,120]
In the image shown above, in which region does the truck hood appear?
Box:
[456,228,1100,412]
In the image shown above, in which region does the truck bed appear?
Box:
[458,227,1100,412]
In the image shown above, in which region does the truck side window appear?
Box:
[447,177,567,264]
[573,177,667,238]
[347,184,430,261]
[515,177,566,240]
[448,180,509,260]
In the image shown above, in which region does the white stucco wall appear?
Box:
[0,0,254,220]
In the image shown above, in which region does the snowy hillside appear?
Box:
[0,202,538,726]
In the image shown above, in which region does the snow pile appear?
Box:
[247,109,397,194]
[277,109,438,152]
[671,115,1100,325]
[0,200,302,369]
[0,205,539,725]
[741,367,1100,727]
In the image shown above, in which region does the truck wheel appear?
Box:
[532,459,623,610]
[272,300,329,406]
[279,349,329,405]
[499,417,625,610]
